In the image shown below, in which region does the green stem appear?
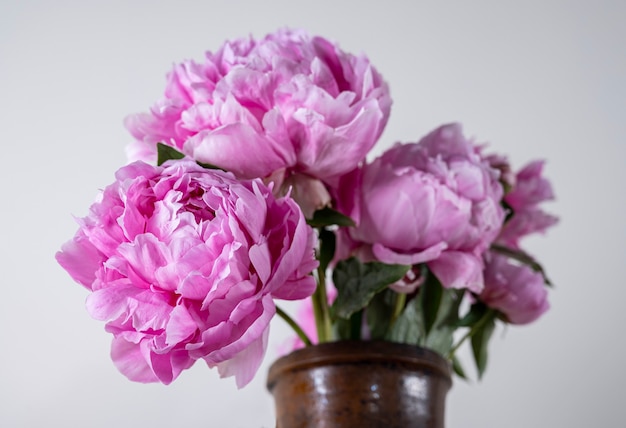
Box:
[447,309,496,359]
[276,305,312,347]
[312,264,333,342]
[311,281,325,342]
[390,292,406,327]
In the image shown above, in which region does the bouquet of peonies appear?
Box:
[57,29,557,388]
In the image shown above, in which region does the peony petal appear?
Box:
[165,304,198,346]
[86,284,172,333]
[249,243,272,284]
[184,124,288,179]
[215,327,270,389]
[427,251,484,293]
[148,348,196,385]
[201,294,275,363]
[372,242,447,266]
[111,337,158,383]
[116,234,170,288]
[55,233,104,289]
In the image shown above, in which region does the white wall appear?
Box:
[1,1,624,426]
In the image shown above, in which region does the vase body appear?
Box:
[267,340,452,428]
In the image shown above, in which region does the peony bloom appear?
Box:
[498,160,558,247]
[125,29,391,217]
[481,252,549,324]
[336,123,505,293]
[56,160,317,387]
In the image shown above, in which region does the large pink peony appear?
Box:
[56,160,317,387]
[481,252,549,324]
[336,123,505,293]
[125,29,391,216]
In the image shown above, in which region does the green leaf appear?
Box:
[452,355,468,380]
[386,273,463,354]
[471,314,496,379]
[307,207,356,227]
[419,274,443,336]
[196,161,225,171]
[366,289,395,340]
[331,258,410,320]
[333,310,363,340]
[333,316,352,341]
[409,271,464,355]
[157,143,185,166]
[422,287,463,355]
[386,296,422,345]
[318,228,336,273]
[457,302,488,327]
[156,142,224,171]
[349,310,363,340]
[424,326,456,355]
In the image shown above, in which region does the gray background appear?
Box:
[1,1,624,427]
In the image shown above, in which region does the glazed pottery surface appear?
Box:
[267,340,452,428]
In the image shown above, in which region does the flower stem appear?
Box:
[390,292,406,327]
[312,264,333,343]
[276,305,312,347]
[447,308,496,359]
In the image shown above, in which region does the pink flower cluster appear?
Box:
[479,159,558,324]
[284,122,556,354]
[126,28,391,217]
[58,28,557,386]
[57,161,317,387]
[333,123,556,324]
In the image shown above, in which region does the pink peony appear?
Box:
[56,160,317,387]
[499,160,558,247]
[481,252,549,324]
[125,29,391,217]
[336,123,505,293]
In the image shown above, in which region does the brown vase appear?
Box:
[266,340,452,428]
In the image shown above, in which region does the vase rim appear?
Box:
[267,340,452,390]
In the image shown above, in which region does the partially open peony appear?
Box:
[56,160,317,387]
